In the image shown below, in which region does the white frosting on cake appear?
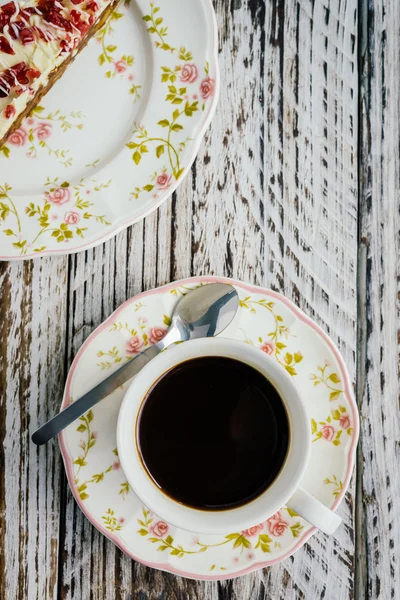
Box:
[0,0,110,140]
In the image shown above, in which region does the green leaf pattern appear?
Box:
[73,411,96,480]
[312,405,354,445]
[128,4,215,199]
[0,178,112,255]
[1,105,85,166]
[239,296,303,376]
[102,508,125,532]
[96,2,141,101]
[96,315,166,368]
[73,407,120,501]
[324,475,343,498]
[310,362,344,400]
[136,507,302,559]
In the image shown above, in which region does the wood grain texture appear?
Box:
[260,1,358,598]
[358,0,400,598]
[0,258,68,600]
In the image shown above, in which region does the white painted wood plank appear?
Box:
[0,258,68,600]
[260,0,358,597]
[358,0,400,597]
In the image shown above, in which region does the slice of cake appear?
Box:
[0,0,118,146]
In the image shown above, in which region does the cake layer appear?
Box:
[0,0,117,145]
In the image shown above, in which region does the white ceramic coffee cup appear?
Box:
[117,338,342,535]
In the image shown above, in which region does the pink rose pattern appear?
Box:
[64,211,80,225]
[8,127,27,146]
[34,122,52,140]
[148,327,167,345]
[114,59,127,74]
[124,325,167,355]
[242,523,264,537]
[8,120,54,148]
[180,63,198,83]
[200,76,215,99]
[260,341,275,356]
[313,406,352,445]
[126,335,144,354]
[156,172,172,190]
[46,187,71,205]
[320,424,335,441]
[266,512,289,537]
[339,415,350,429]
[151,521,169,538]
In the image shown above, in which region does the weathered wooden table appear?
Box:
[1,0,399,598]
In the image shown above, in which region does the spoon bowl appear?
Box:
[160,283,239,347]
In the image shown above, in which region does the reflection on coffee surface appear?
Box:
[137,357,289,510]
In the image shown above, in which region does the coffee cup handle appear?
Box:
[286,487,342,535]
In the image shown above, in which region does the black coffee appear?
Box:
[137,357,289,510]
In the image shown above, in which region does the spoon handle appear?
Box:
[31,344,161,446]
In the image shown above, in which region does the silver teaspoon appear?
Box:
[32,283,239,445]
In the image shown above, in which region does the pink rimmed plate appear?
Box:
[0,0,218,260]
[59,276,359,580]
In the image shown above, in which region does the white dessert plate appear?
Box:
[0,0,218,259]
[59,276,359,581]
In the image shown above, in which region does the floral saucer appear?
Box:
[59,276,359,580]
[0,0,218,259]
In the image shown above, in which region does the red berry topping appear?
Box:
[11,62,26,73]
[85,0,99,10]
[70,9,89,35]
[4,104,16,119]
[1,2,17,16]
[26,67,41,80]
[37,0,57,13]
[20,28,36,45]
[47,10,72,32]
[0,2,16,34]
[0,34,14,54]
[20,7,36,18]
[0,62,41,97]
